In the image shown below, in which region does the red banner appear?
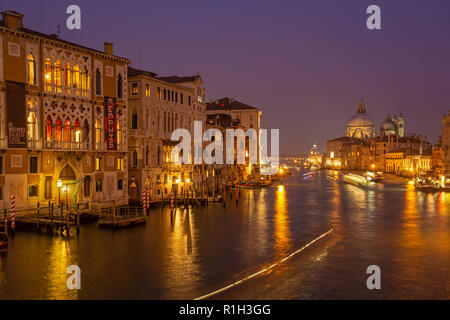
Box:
[104,97,117,151]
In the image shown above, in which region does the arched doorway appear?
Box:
[128,178,139,205]
[58,164,79,208]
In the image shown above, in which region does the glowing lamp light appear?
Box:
[175,179,180,184]
[57,180,62,188]
[62,185,67,192]
[186,178,190,183]
[278,185,284,193]
[408,180,415,185]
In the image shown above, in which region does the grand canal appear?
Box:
[0,169,449,299]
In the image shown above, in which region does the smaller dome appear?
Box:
[380,114,397,135]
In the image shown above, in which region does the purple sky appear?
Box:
[3,0,450,154]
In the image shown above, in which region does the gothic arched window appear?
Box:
[95,68,102,95]
[117,73,123,99]
[27,53,36,85]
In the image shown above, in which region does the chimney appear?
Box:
[2,10,24,29]
[104,42,113,55]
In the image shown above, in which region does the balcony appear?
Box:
[28,139,43,150]
[44,139,90,151]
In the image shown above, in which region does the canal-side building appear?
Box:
[127,66,206,203]
[442,112,450,174]
[0,10,130,210]
[206,97,262,180]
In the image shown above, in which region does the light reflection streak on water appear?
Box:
[165,209,200,297]
[274,185,291,257]
[45,240,77,300]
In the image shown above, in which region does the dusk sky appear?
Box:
[3,0,450,154]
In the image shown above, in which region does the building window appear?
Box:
[74,119,81,143]
[45,58,52,92]
[131,82,138,96]
[44,176,52,200]
[157,87,161,99]
[73,64,80,94]
[145,84,150,97]
[65,63,72,94]
[28,185,39,197]
[188,96,191,106]
[175,92,178,103]
[46,116,52,142]
[181,94,184,105]
[117,179,123,190]
[95,120,101,144]
[29,157,38,174]
[0,156,3,174]
[96,157,103,171]
[82,66,89,97]
[171,91,174,102]
[95,68,102,95]
[163,89,167,100]
[132,150,138,167]
[84,176,91,197]
[145,145,150,166]
[117,121,122,145]
[118,74,123,98]
[131,109,138,129]
[28,112,37,141]
[54,59,62,93]
[27,53,36,85]
[64,119,71,142]
[96,179,103,192]
[117,157,124,171]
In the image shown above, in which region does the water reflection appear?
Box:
[273,185,291,256]
[164,208,200,298]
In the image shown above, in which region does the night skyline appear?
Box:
[2,0,450,154]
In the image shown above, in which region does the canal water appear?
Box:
[0,169,449,299]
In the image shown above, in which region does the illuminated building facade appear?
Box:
[127,67,206,202]
[0,10,130,209]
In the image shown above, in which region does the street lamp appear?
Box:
[57,180,62,208]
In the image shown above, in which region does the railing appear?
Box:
[0,138,7,149]
[47,140,90,151]
[28,139,43,150]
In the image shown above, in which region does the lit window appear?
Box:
[95,120,101,144]
[96,157,103,171]
[117,158,124,171]
[145,84,150,96]
[45,58,52,92]
[27,112,37,141]
[73,64,80,93]
[74,119,81,143]
[27,53,36,85]
[54,59,62,93]
[55,118,62,142]
[65,63,72,94]
[46,116,52,142]
[117,121,122,145]
[132,83,138,96]
[64,119,71,142]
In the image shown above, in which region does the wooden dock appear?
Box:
[97,206,146,229]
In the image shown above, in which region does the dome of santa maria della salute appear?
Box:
[346,99,376,139]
